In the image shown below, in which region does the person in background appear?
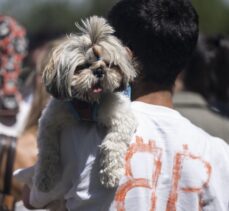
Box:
[0,15,29,211]
[207,35,229,117]
[0,15,29,137]
[174,34,229,142]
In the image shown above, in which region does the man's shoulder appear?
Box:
[178,111,228,146]
[178,116,229,164]
[133,101,228,153]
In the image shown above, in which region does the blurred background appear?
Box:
[0,0,119,52]
[1,0,229,54]
[1,0,229,45]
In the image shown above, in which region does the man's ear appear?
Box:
[125,47,133,60]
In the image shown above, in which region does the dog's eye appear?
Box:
[104,61,119,69]
[107,63,119,69]
[104,61,116,68]
[75,63,90,73]
[104,61,110,66]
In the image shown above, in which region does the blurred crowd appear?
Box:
[0,7,229,211]
[174,34,229,140]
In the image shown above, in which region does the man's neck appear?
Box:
[132,81,174,108]
[134,91,173,108]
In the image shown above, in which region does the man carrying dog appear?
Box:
[23,0,229,210]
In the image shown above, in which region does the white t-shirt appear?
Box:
[29,101,229,211]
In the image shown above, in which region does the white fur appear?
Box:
[35,92,137,192]
[97,93,137,187]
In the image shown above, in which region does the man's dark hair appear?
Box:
[108,0,199,90]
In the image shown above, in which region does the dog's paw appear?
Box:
[99,141,127,188]
[99,166,124,188]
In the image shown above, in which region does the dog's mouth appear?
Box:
[92,83,103,94]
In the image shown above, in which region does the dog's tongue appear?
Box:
[92,82,103,93]
[93,87,103,93]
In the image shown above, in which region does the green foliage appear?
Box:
[192,0,229,34]
[87,0,118,17]
[1,0,228,47]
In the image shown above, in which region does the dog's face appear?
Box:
[43,16,136,103]
[70,45,127,102]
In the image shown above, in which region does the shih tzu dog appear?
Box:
[34,16,137,192]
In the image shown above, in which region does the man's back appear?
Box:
[107,0,229,209]
[112,101,229,211]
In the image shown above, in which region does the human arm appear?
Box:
[20,163,72,209]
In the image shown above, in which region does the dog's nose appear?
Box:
[93,68,104,78]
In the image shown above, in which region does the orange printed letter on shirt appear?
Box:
[166,145,212,211]
[115,136,162,211]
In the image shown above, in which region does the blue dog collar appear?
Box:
[67,85,131,121]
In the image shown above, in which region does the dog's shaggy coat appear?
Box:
[34,16,137,193]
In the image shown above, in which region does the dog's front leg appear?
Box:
[97,93,137,188]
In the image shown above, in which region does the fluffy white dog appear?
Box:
[17,16,137,196]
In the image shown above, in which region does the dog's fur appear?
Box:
[34,16,137,193]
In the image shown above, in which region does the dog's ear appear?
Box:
[119,53,137,91]
[42,50,62,99]
[125,47,133,60]
[42,42,74,100]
